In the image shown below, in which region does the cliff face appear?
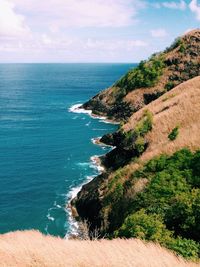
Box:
[82,29,200,121]
[73,29,200,261]
[75,76,200,226]
[74,76,200,260]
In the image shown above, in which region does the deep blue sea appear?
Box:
[0,63,135,237]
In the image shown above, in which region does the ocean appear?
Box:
[0,63,135,237]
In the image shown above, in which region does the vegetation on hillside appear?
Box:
[116,55,165,92]
[74,31,200,264]
[122,110,153,155]
[168,126,179,141]
[110,149,200,260]
[82,30,200,121]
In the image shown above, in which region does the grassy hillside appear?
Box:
[82,29,200,121]
[0,230,199,267]
[74,76,200,260]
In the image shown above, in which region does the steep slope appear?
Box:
[0,230,199,267]
[73,76,200,260]
[82,29,200,121]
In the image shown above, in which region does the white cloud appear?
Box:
[150,29,168,38]
[0,0,30,38]
[0,0,148,62]
[9,0,145,29]
[189,0,200,20]
[153,1,186,10]
[85,39,148,50]
[0,34,149,62]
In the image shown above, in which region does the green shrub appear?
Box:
[116,56,165,92]
[115,210,172,242]
[179,42,186,53]
[167,237,200,260]
[168,126,179,141]
[122,110,153,154]
[165,37,183,52]
[164,81,174,91]
[134,110,153,137]
[108,170,123,190]
[110,149,200,260]
[135,137,146,154]
[191,151,200,187]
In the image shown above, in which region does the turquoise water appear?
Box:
[0,63,135,237]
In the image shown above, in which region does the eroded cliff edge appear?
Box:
[72,29,200,261]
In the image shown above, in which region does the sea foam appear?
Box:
[66,103,116,238]
[69,104,92,115]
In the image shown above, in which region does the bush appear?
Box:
[167,237,200,260]
[122,110,153,153]
[115,210,200,260]
[135,137,146,154]
[116,56,165,92]
[115,210,172,243]
[134,110,153,137]
[191,151,200,186]
[164,81,174,91]
[168,126,179,141]
[164,37,183,52]
[179,43,186,53]
[109,149,200,260]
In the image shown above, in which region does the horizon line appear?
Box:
[0,62,138,64]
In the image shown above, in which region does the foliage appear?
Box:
[135,137,146,154]
[179,42,186,53]
[134,110,153,137]
[164,37,183,52]
[111,183,124,201]
[122,110,153,155]
[115,210,172,242]
[164,81,175,91]
[168,126,179,141]
[115,210,200,260]
[112,149,200,260]
[167,237,200,260]
[116,56,165,92]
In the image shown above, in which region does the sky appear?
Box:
[0,0,199,62]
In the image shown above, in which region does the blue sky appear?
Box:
[0,0,199,62]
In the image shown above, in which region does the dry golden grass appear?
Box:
[0,230,199,267]
[124,76,200,162]
[123,29,200,112]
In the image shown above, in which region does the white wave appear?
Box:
[69,104,92,115]
[85,121,91,126]
[65,175,95,239]
[47,214,55,222]
[66,103,118,238]
[76,162,90,168]
[72,116,78,120]
[69,103,118,124]
[99,119,120,125]
[90,155,105,173]
[91,137,101,145]
[92,128,109,131]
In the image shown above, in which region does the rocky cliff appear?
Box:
[73,29,200,261]
[82,29,200,121]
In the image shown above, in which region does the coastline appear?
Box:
[69,103,120,125]
[66,103,117,238]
